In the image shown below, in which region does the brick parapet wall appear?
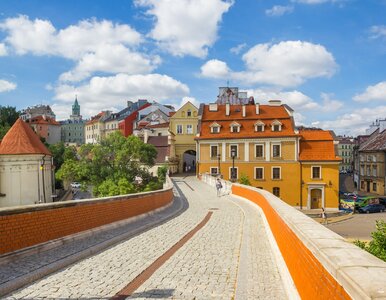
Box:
[199,174,386,300]
[0,183,173,255]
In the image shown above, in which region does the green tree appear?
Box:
[0,106,19,139]
[239,173,251,186]
[354,220,386,262]
[157,165,168,183]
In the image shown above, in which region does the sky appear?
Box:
[0,0,386,136]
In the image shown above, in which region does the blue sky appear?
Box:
[0,0,386,135]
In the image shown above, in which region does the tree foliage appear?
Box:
[56,131,160,197]
[354,220,386,262]
[239,173,251,186]
[0,106,19,139]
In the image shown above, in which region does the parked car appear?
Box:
[70,182,81,189]
[358,204,386,214]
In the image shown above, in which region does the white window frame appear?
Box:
[272,143,281,158]
[187,109,192,117]
[271,120,282,132]
[210,144,218,159]
[231,125,240,133]
[229,144,239,158]
[176,124,183,134]
[186,124,193,134]
[271,166,281,180]
[211,126,220,133]
[254,143,264,158]
[210,167,218,175]
[311,166,322,179]
[229,166,239,179]
[254,167,264,180]
[373,165,377,177]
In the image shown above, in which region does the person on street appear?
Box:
[321,207,328,225]
[216,178,223,197]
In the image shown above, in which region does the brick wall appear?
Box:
[232,185,351,300]
[0,188,173,255]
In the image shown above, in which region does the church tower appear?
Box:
[70,96,82,121]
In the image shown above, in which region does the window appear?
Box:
[366,166,371,176]
[176,124,183,134]
[256,125,264,132]
[273,187,280,197]
[373,182,377,191]
[273,124,280,132]
[255,144,264,158]
[211,126,220,133]
[373,166,377,177]
[272,167,281,179]
[210,145,218,158]
[272,144,281,158]
[360,166,364,176]
[312,166,321,179]
[255,167,264,180]
[186,124,193,134]
[230,145,238,158]
[187,109,192,117]
[229,167,238,179]
[231,125,240,133]
[271,120,282,132]
[210,167,218,175]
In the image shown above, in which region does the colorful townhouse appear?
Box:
[26,115,61,144]
[196,99,340,209]
[169,101,199,173]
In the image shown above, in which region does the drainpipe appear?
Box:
[41,154,47,203]
[37,160,41,203]
[300,161,303,210]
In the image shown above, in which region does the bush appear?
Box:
[239,173,251,186]
[354,220,386,262]
[157,165,168,183]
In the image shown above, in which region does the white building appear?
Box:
[0,119,54,208]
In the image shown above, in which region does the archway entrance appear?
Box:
[182,150,196,173]
[311,189,322,209]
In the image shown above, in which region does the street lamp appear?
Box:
[231,148,236,182]
[217,153,221,177]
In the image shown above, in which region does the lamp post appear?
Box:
[217,153,221,177]
[231,148,236,182]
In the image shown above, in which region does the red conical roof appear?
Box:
[0,118,51,155]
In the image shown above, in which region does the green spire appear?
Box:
[72,95,80,116]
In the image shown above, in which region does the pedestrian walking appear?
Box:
[215,178,223,197]
[321,207,328,225]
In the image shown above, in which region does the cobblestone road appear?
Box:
[6,176,289,299]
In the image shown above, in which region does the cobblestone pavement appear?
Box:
[6,176,288,299]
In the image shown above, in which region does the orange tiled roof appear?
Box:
[299,129,340,161]
[0,119,51,155]
[86,112,105,125]
[26,115,60,125]
[197,104,297,139]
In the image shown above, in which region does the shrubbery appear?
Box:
[354,220,386,262]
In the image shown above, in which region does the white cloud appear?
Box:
[0,16,159,82]
[265,5,294,17]
[0,79,16,92]
[230,43,246,55]
[200,59,230,79]
[353,81,386,102]
[320,93,344,112]
[370,25,386,39]
[246,88,318,111]
[177,96,201,110]
[135,0,233,58]
[59,44,161,82]
[201,41,337,87]
[312,106,386,136]
[0,43,7,56]
[53,73,189,119]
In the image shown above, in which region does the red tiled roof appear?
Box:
[86,112,105,125]
[26,115,60,125]
[198,104,297,140]
[145,122,169,129]
[0,119,51,155]
[299,129,340,161]
[169,112,176,117]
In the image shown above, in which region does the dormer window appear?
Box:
[187,109,192,117]
[271,120,282,132]
[210,122,221,134]
[230,121,241,133]
[254,121,265,132]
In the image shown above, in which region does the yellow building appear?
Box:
[196,100,341,210]
[169,101,198,172]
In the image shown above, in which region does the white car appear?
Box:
[71,182,81,189]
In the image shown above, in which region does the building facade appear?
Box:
[20,105,56,121]
[26,115,61,144]
[60,97,85,145]
[85,111,111,144]
[336,136,354,172]
[196,98,340,209]
[0,119,53,207]
[169,101,199,173]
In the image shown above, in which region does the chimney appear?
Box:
[268,99,282,106]
[255,103,260,115]
[209,103,218,111]
[226,102,230,116]
[242,104,246,117]
[144,129,149,143]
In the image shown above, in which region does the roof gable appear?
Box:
[171,101,198,119]
[0,119,51,155]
